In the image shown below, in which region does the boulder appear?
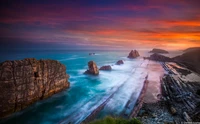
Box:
[84,61,99,75]
[128,50,140,58]
[116,60,124,65]
[0,58,70,118]
[99,65,112,70]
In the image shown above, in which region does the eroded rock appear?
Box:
[0,58,70,118]
[84,61,99,75]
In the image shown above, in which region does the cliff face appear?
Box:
[0,58,70,118]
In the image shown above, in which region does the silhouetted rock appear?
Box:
[128,50,140,58]
[183,47,200,53]
[149,48,169,54]
[116,60,124,65]
[149,53,172,62]
[84,61,99,75]
[0,58,70,118]
[99,65,112,70]
[173,49,200,73]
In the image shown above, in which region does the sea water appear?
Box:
[0,50,182,124]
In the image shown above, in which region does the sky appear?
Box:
[0,0,200,50]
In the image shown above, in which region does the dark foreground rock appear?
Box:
[99,65,112,71]
[84,61,99,75]
[116,60,124,65]
[149,48,169,54]
[0,58,70,118]
[128,50,140,58]
[148,53,172,62]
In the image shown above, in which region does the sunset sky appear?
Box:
[0,0,200,50]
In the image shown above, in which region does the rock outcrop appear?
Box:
[148,53,172,62]
[149,48,169,54]
[173,49,200,73]
[128,50,140,58]
[84,61,99,75]
[116,60,124,65]
[0,58,70,118]
[99,65,112,71]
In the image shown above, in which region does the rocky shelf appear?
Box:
[0,58,70,118]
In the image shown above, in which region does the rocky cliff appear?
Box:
[0,58,70,118]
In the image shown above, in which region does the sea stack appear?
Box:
[0,58,70,118]
[84,61,99,75]
[128,50,140,58]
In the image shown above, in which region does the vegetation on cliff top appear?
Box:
[89,116,142,124]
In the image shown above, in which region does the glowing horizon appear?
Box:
[0,0,200,50]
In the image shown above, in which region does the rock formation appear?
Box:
[149,48,169,54]
[128,50,140,58]
[84,61,99,75]
[0,58,70,118]
[148,53,172,62]
[116,60,124,65]
[99,65,112,70]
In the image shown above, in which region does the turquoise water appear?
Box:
[0,50,182,124]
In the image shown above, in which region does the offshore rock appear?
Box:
[149,48,169,54]
[116,60,124,65]
[84,61,99,75]
[128,50,140,58]
[0,58,70,118]
[99,65,112,71]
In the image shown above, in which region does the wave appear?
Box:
[58,57,86,61]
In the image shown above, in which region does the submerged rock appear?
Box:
[99,65,112,70]
[84,61,99,75]
[116,60,124,65]
[128,50,140,58]
[0,58,70,118]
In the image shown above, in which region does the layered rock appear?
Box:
[116,60,124,65]
[149,48,169,54]
[84,61,99,75]
[148,53,172,62]
[99,65,112,71]
[0,58,70,118]
[128,50,140,58]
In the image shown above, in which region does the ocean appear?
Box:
[0,50,182,124]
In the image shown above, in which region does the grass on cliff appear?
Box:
[89,116,142,124]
